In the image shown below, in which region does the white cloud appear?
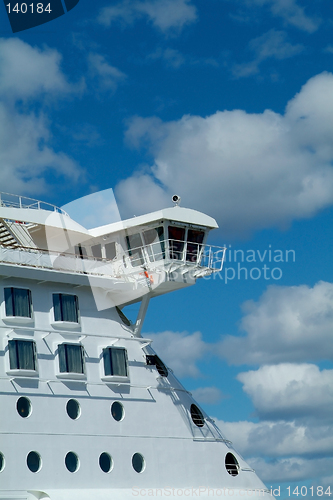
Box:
[248,456,333,483]
[0,103,82,195]
[232,30,303,78]
[217,420,333,460]
[97,0,197,33]
[237,364,333,421]
[0,38,75,100]
[219,281,333,365]
[88,52,126,92]
[191,386,224,404]
[0,38,84,196]
[116,73,333,237]
[148,47,186,68]
[149,331,209,377]
[244,0,320,33]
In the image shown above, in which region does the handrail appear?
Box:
[0,239,225,278]
[0,191,69,216]
[127,238,226,272]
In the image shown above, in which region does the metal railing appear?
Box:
[0,192,69,216]
[127,239,226,273]
[0,239,225,278]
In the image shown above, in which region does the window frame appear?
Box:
[7,339,38,377]
[3,287,33,323]
[101,346,129,383]
[57,343,86,380]
[52,293,80,327]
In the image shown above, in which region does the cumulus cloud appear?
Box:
[0,104,82,195]
[217,420,333,460]
[232,29,303,78]
[219,281,333,365]
[97,0,197,33]
[88,52,126,92]
[248,456,333,483]
[115,72,333,237]
[243,0,320,33]
[148,47,186,68]
[149,331,209,377]
[0,38,76,100]
[0,38,84,196]
[191,386,224,405]
[237,363,333,421]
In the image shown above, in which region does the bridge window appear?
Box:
[126,233,144,266]
[4,287,32,318]
[58,344,85,374]
[8,339,37,371]
[105,241,116,260]
[168,226,185,260]
[143,227,165,261]
[103,347,128,377]
[53,294,79,323]
[186,230,204,263]
[91,244,102,259]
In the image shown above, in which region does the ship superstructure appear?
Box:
[0,192,270,500]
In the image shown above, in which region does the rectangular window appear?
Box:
[53,294,79,323]
[58,343,85,374]
[126,233,144,266]
[103,347,128,377]
[186,229,205,263]
[8,339,37,371]
[91,244,102,259]
[168,226,185,260]
[143,227,165,261]
[4,287,32,318]
[105,242,116,260]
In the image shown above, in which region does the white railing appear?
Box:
[0,192,69,216]
[0,239,225,278]
[127,239,226,273]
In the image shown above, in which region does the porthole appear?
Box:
[0,453,5,472]
[66,399,81,420]
[190,404,205,427]
[65,452,79,473]
[99,452,113,473]
[132,453,145,473]
[27,451,41,473]
[111,401,124,422]
[225,452,239,476]
[17,396,32,418]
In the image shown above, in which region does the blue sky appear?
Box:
[1,0,333,494]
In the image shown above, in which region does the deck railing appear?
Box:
[0,192,69,216]
[0,239,225,279]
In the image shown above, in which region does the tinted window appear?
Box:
[53,294,79,323]
[9,340,36,371]
[91,244,102,259]
[105,242,116,260]
[186,230,205,263]
[143,227,165,261]
[168,227,185,260]
[4,287,32,317]
[126,233,144,266]
[103,347,128,377]
[58,344,84,374]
